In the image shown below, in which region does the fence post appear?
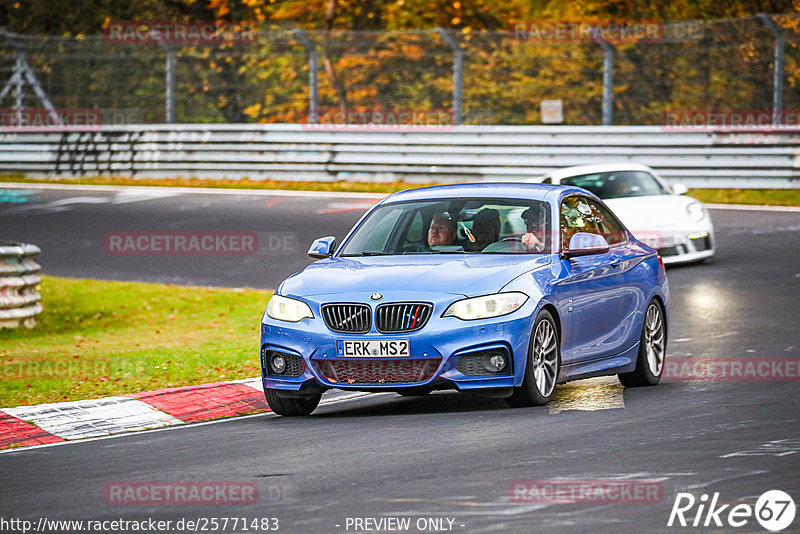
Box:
[435,28,462,126]
[14,55,23,124]
[165,45,176,123]
[758,14,784,126]
[294,29,319,124]
[595,35,614,126]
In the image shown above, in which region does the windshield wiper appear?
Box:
[352,251,394,256]
[402,250,466,255]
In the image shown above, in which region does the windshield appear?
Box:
[338,198,552,256]
[560,170,668,199]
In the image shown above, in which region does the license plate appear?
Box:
[337,339,410,358]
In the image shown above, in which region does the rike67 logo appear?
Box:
[668,490,796,531]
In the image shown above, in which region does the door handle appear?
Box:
[610,258,622,268]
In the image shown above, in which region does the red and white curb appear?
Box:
[0,377,269,450]
[0,379,376,451]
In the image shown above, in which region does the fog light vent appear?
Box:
[456,349,510,376]
[261,348,304,377]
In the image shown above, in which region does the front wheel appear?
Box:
[506,309,560,407]
[619,300,666,387]
[264,388,321,416]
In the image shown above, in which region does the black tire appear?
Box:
[619,299,666,387]
[264,388,321,416]
[506,309,560,408]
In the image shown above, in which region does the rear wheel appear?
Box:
[506,309,560,407]
[264,388,321,416]
[619,300,666,387]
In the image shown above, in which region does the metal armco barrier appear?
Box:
[0,242,43,328]
[0,124,798,188]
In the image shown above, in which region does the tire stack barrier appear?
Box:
[0,242,42,328]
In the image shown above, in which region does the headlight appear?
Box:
[443,292,528,321]
[687,202,705,222]
[266,294,314,322]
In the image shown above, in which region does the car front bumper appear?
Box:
[634,226,715,265]
[259,299,538,393]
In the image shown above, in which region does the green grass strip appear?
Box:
[0,276,272,407]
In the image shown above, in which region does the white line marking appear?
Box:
[111,190,180,204]
[720,438,800,458]
[45,196,108,207]
[0,182,387,200]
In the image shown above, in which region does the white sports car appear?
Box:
[529,163,715,265]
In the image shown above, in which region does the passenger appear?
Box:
[428,212,457,246]
[469,208,501,251]
[521,207,547,252]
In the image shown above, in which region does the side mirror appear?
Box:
[308,236,336,259]
[671,183,689,195]
[563,232,610,258]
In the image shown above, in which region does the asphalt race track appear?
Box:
[1,184,799,534]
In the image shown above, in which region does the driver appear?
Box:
[428,212,457,246]
[606,175,633,198]
[521,207,547,252]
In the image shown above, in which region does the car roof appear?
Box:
[540,162,655,182]
[382,182,588,204]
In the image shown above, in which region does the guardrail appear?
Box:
[0,242,43,328]
[0,125,798,188]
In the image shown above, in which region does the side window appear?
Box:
[561,196,599,248]
[560,196,626,248]
[590,201,627,245]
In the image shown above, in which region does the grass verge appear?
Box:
[684,188,800,207]
[0,276,271,408]
[2,174,799,205]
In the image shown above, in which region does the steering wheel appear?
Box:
[479,235,527,253]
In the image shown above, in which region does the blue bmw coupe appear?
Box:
[260,183,668,415]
